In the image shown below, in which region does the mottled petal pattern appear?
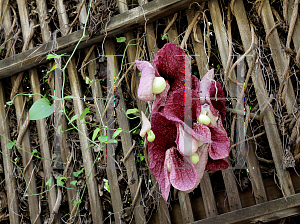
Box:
[136,60,155,101]
[166,147,197,191]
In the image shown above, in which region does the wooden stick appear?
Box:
[285,0,299,53]
[123,140,135,163]
[80,44,95,80]
[180,11,200,49]
[66,0,85,35]
[130,177,143,212]
[163,13,178,35]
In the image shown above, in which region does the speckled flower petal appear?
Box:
[199,69,214,104]
[166,147,197,192]
[153,43,186,91]
[148,113,177,202]
[208,124,230,160]
[135,60,155,101]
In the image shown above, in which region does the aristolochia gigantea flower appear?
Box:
[136,43,230,202]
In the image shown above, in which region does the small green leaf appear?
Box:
[6,101,13,106]
[47,64,56,74]
[24,193,29,197]
[112,128,122,139]
[46,177,52,186]
[104,179,110,193]
[107,139,117,144]
[69,114,78,124]
[73,199,81,206]
[7,142,14,149]
[70,180,77,186]
[46,54,58,60]
[57,176,67,187]
[98,135,107,144]
[31,149,38,155]
[73,168,84,177]
[29,98,54,120]
[85,77,90,84]
[85,144,94,151]
[92,128,100,141]
[162,33,168,40]
[80,107,90,120]
[125,108,139,116]
[46,53,66,60]
[116,37,126,43]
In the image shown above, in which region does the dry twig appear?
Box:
[122,140,136,163]
[80,44,96,81]
[163,13,178,35]
[16,112,30,154]
[130,177,142,212]
[66,0,86,35]
[180,10,201,49]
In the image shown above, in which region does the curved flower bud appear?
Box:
[189,153,200,164]
[198,104,211,125]
[147,130,155,142]
[140,111,151,138]
[152,77,166,94]
[136,60,155,101]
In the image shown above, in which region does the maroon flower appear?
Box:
[136,43,230,202]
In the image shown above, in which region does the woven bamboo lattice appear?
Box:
[0,0,300,223]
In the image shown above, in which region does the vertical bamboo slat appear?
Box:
[67,59,104,223]
[232,0,295,197]
[105,40,147,224]
[117,0,147,113]
[13,0,42,222]
[33,0,64,222]
[287,0,300,51]
[56,2,104,223]
[116,1,148,223]
[0,85,20,224]
[165,15,180,45]
[208,0,243,211]
[0,2,20,223]
[260,0,296,114]
[186,7,218,218]
[86,46,125,223]
[231,0,269,205]
[12,77,42,224]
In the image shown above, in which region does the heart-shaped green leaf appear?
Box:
[29,98,54,120]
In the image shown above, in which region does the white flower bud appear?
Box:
[152,77,166,94]
[147,130,155,142]
[189,153,200,165]
[197,114,211,125]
